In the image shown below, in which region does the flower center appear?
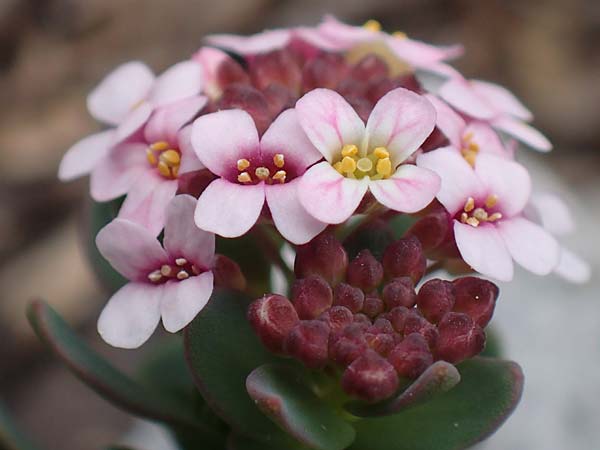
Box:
[236,153,287,185]
[146,257,203,284]
[461,132,479,167]
[147,141,181,179]
[458,195,502,227]
[333,144,392,180]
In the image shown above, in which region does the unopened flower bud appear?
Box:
[403,310,438,347]
[329,323,368,366]
[320,306,353,334]
[405,209,451,252]
[291,275,333,319]
[217,84,272,134]
[388,306,410,334]
[382,236,426,283]
[362,295,384,319]
[248,294,299,353]
[284,320,330,368]
[350,55,389,82]
[421,127,450,153]
[452,277,499,327]
[342,350,399,402]
[416,279,455,324]
[302,53,349,92]
[263,83,296,117]
[435,312,485,364]
[212,254,246,291]
[249,49,302,91]
[382,277,416,309]
[365,332,395,356]
[294,232,348,285]
[346,250,384,292]
[388,333,434,379]
[372,318,394,334]
[353,313,372,327]
[333,283,364,313]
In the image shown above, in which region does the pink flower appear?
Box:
[417,147,559,281]
[192,47,249,100]
[96,195,215,348]
[91,96,207,235]
[438,77,552,152]
[191,108,326,244]
[295,87,441,224]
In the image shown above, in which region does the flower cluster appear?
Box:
[58,16,588,348]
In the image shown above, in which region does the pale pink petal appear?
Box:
[191,109,260,178]
[177,125,205,175]
[193,47,237,99]
[496,217,560,276]
[366,88,436,164]
[438,78,497,120]
[425,94,465,147]
[161,271,214,332]
[386,37,463,67]
[195,179,265,237]
[96,219,167,281]
[149,61,203,107]
[58,130,115,181]
[464,122,506,157]
[554,248,591,284]
[144,96,207,145]
[205,30,291,55]
[87,61,154,126]
[296,89,365,162]
[260,109,322,171]
[117,173,179,236]
[97,283,162,349]
[527,193,574,236]
[470,80,532,121]
[164,194,215,267]
[298,162,369,224]
[416,146,484,215]
[492,116,552,152]
[369,164,440,213]
[90,142,148,202]
[316,16,380,50]
[475,154,531,217]
[265,180,327,245]
[115,102,153,143]
[454,221,514,281]
[293,27,341,52]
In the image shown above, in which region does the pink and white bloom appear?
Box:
[438,77,552,152]
[417,147,559,281]
[295,87,441,224]
[96,195,215,349]
[91,96,207,235]
[191,108,326,244]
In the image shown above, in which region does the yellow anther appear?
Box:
[151,141,170,151]
[272,170,287,184]
[157,161,172,178]
[463,132,474,142]
[147,270,162,283]
[485,194,498,208]
[466,217,480,227]
[255,167,270,180]
[175,258,187,266]
[341,144,359,157]
[464,197,475,212]
[376,157,392,177]
[462,149,477,167]
[460,212,469,223]
[146,149,157,166]
[392,31,407,39]
[161,265,173,277]
[488,212,503,222]
[340,156,357,173]
[177,270,190,280]
[468,142,480,152]
[333,161,343,173]
[237,159,250,171]
[373,147,390,159]
[273,154,285,168]
[171,165,179,178]
[356,157,373,173]
[363,20,382,32]
[160,149,180,165]
[237,172,251,183]
[473,208,489,221]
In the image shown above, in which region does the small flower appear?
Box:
[191,108,326,244]
[95,195,215,348]
[437,77,552,152]
[417,147,560,281]
[295,87,441,224]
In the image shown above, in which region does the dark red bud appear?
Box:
[345,96,373,123]
[216,57,250,88]
[421,126,450,153]
[403,311,439,348]
[177,169,217,198]
[319,306,353,334]
[262,83,296,117]
[452,277,498,327]
[405,210,451,252]
[212,255,247,291]
[333,282,365,313]
[217,84,271,134]
[353,313,372,327]
[249,49,302,91]
[291,275,333,320]
[416,279,455,324]
[435,312,486,364]
[362,295,385,319]
[372,318,394,334]
[330,323,368,366]
[388,333,434,379]
[382,277,417,309]
[248,294,299,353]
[342,350,399,402]
[302,53,349,92]
[346,249,384,292]
[284,320,330,368]
[388,306,410,334]
[382,236,426,283]
[294,232,348,285]
[365,332,395,356]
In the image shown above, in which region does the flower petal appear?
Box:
[527,193,574,236]
[296,88,365,162]
[438,78,497,120]
[58,130,115,181]
[206,30,291,55]
[191,109,260,178]
[470,80,532,121]
[144,96,207,145]
[96,219,167,281]
[298,162,369,224]
[492,116,552,152]
[265,180,327,245]
[554,247,591,284]
[149,60,203,107]
[464,121,506,157]
[416,146,484,215]
[369,164,440,213]
[161,271,214,333]
[195,179,265,237]
[177,125,205,175]
[97,283,162,349]
[425,94,465,147]
[114,102,153,143]
[386,37,463,68]
[87,61,154,125]
[454,221,514,281]
[366,88,436,164]
[496,217,560,276]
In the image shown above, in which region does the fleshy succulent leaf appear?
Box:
[348,357,523,450]
[227,433,306,450]
[345,361,460,417]
[246,364,356,450]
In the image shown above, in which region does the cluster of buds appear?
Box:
[248,233,498,402]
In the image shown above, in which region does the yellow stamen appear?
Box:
[373,146,390,159]
[468,142,480,152]
[466,217,480,227]
[376,157,392,177]
[146,149,157,166]
[462,149,477,167]
[485,194,498,208]
[175,258,187,266]
[340,156,357,173]
[255,167,270,180]
[464,197,475,212]
[157,161,172,178]
[148,270,162,283]
[473,208,488,221]
[273,154,285,168]
[356,157,373,173]
[160,149,180,165]
[272,170,286,183]
[488,212,503,222]
[392,31,407,39]
[177,270,190,280]
[333,161,343,173]
[341,144,359,157]
[463,132,474,142]
[171,165,179,178]
[363,19,382,32]
[237,158,250,171]
[460,212,468,223]
[161,265,173,277]
[238,172,251,183]
[151,141,170,151]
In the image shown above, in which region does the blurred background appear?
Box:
[0,0,598,449]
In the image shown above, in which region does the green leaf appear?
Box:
[227,434,293,450]
[26,301,224,447]
[184,289,304,447]
[346,361,460,417]
[481,326,503,358]
[348,357,523,450]
[0,403,43,450]
[246,364,356,450]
